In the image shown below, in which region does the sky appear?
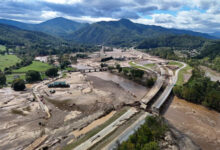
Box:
[1,0,220,33]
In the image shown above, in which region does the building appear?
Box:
[48,81,70,88]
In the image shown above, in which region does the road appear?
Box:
[152,62,187,112]
[129,62,165,106]
[74,108,138,150]
[33,81,51,118]
[103,112,151,150]
[141,65,165,105]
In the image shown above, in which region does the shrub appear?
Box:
[46,67,58,77]
[25,70,41,83]
[11,78,26,91]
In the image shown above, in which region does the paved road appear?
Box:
[74,108,138,150]
[152,62,186,112]
[103,112,151,150]
[141,65,165,105]
[130,62,165,106]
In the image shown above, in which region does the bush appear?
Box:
[25,70,41,83]
[11,79,26,91]
[45,67,58,77]
[146,78,155,87]
[0,72,6,86]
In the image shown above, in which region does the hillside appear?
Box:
[0,24,62,46]
[70,19,214,46]
[137,34,206,49]
[0,17,86,37]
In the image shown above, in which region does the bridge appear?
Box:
[152,62,186,114]
[78,67,108,73]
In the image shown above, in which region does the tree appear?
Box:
[46,67,58,77]
[146,78,155,87]
[70,56,77,64]
[122,68,129,75]
[143,142,159,150]
[130,69,144,79]
[0,72,6,86]
[116,64,122,73]
[11,79,26,91]
[48,55,55,65]
[60,60,71,69]
[25,70,41,83]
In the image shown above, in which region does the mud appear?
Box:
[88,72,147,100]
[164,97,220,150]
[200,66,220,82]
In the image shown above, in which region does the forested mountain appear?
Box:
[70,19,214,46]
[35,17,88,37]
[0,24,63,46]
[137,34,206,49]
[0,18,216,47]
[0,17,86,37]
[0,24,99,56]
[199,41,220,59]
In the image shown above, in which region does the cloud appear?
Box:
[0,0,220,32]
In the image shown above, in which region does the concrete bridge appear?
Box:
[78,67,108,73]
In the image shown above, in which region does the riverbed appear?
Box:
[165,97,220,150]
[87,72,148,100]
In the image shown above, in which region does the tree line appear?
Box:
[173,68,220,112]
[117,116,167,150]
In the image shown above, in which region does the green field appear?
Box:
[13,61,52,73]
[144,63,156,68]
[0,45,6,52]
[176,64,193,86]
[6,74,25,84]
[168,61,183,68]
[129,61,146,70]
[0,55,21,71]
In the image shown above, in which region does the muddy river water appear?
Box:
[165,97,220,150]
[88,72,148,100]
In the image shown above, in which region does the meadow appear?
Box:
[13,61,52,73]
[0,55,21,71]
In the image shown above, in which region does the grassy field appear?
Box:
[144,63,156,68]
[129,61,146,70]
[168,61,184,68]
[0,45,6,52]
[13,61,52,73]
[63,107,129,150]
[6,72,48,84]
[6,74,25,83]
[176,64,193,86]
[0,55,21,71]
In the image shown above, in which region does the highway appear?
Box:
[103,112,151,150]
[152,62,187,112]
[72,60,186,150]
[130,62,165,105]
[74,108,138,150]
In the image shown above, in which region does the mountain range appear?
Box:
[0,23,63,46]
[0,17,218,47]
[0,17,87,37]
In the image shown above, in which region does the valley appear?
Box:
[0,47,218,150]
[0,11,219,150]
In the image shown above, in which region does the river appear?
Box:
[87,72,148,100]
[165,97,220,150]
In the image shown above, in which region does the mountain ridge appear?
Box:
[0,17,87,37]
[70,18,215,46]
